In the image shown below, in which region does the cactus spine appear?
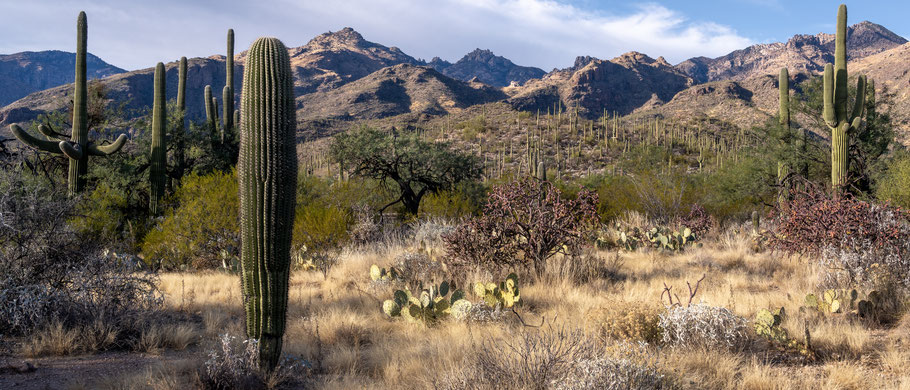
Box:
[238,37,297,372]
[149,62,167,215]
[9,11,126,195]
[825,4,866,189]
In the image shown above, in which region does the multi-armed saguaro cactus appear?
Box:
[205,29,237,145]
[238,37,297,372]
[149,63,167,215]
[825,4,866,189]
[9,11,126,195]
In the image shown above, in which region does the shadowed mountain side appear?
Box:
[297,64,507,123]
[0,50,125,106]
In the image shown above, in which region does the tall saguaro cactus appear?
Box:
[825,4,866,189]
[778,67,790,205]
[149,62,167,215]
[9,11,126,195]
[174,56,187,187]
[238,37,297,371]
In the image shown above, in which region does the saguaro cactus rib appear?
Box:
[238,36,297,372]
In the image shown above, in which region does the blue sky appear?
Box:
[0,1,906,71]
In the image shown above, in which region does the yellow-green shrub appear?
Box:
[876,153,910,208]
[141,170,238,269]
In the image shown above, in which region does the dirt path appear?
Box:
[0,350,195,389]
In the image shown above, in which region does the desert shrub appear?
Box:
[658,304,750,351]
[555,342,675,390]
[592,302,663,344]
[292,202,351,277]
[418,185,484,219]
[412,218,457,250]
[876,151,910,208]
[394,252,445,288]
[0,169,161,338]
[769,187,910,289]
[546,250,626,285]
[69,182,134,250]
[198,334,310,390]
[441,327,597,390]
[141,170,239,270]
[676,203,714,238]
[445,178,599,278]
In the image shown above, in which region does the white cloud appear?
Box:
[0,0,753,71]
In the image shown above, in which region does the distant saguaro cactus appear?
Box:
[9,11,127,195]
[825,4,866,189]
[238,37,297,372]
[204,29,237,145]
[149,62,167,215]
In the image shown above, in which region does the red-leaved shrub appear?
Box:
[769,186,910,288]
[444,178,599,278]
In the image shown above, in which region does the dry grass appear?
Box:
[31,230,905,388]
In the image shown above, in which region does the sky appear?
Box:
[0,1,907,72]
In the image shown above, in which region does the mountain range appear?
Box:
[1,21,908,139]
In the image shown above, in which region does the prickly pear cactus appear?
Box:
[473,273,521,309]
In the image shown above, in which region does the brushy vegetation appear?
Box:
[3,5,910,389]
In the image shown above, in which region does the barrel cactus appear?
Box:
[9,11,126,195]
[238,37,297,371]
[149,62,167,215]
[825,4,866,189]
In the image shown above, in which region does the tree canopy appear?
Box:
[329,127,482,217]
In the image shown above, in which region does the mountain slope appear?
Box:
[297,64,506,121]
[0,50,124,106]
[429,49,545,87]
[507,52,693,118]
[676,21,906,83]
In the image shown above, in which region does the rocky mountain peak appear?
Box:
[305,27,368,50]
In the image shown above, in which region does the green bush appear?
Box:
[141,170,238,270]
[876,152,910,208]
[292,201,351,274]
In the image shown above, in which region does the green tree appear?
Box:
[330,127,482,217]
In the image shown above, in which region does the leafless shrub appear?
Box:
[555,342,675,390]
[439,327,598,390]
[658,304,750,351]
[0,169,161,337]
[198,334,310,390]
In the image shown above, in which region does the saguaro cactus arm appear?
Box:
[59,141,83,160]
[10,124,64,152]
[86,135,127,156]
